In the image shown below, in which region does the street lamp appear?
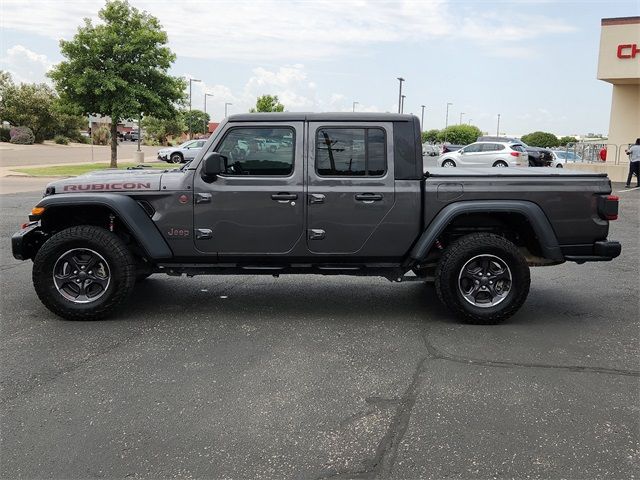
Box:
[204,93,214,136]
[188,78,201,139]
[421,105,426,130]
[496,113,501,136]
[401,94,406,114]
[352,101,358,112]
[396,77,405,114]
[444,102,453,144]
[225,102,232,118]
[459,112,465,124]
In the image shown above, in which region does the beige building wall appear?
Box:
[597,17,639,165]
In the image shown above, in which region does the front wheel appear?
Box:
[435,233,530,324]
[32,226,136,320]
[170,153,183,164]
[442,159,456,168]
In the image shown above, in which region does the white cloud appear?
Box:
[1,0,576,62]
[1,45,53,84]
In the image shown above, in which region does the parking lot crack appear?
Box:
[421,331,640,377]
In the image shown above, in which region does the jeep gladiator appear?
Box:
[11,113,621,324]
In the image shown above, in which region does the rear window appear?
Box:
[511,144,526,152]
[315,128,386,176]
[481,143,504,152]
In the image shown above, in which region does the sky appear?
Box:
[1,0,638,137]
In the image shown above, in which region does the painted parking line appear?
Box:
[616,186,640,193]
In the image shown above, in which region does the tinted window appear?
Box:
[511,144,525,152]
[195,141,205,148]
[316,128,386,176]
[216,127,294,176]
[462,144,481,153]
[481,143,504,152]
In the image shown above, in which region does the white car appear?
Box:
[157,140,206,164]
[550,150,583,168]
[439,141,529,168]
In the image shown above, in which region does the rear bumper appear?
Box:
[562,240,622,263]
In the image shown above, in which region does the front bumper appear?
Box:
[11,221,43,260]
[562,240,622,263]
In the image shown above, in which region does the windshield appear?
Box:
[555,151,579,160]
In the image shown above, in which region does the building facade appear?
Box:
[597,17,640,162]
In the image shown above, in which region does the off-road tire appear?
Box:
[435,233,530,324]
[33,226,136,320]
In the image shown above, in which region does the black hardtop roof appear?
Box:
[227,112,415,122]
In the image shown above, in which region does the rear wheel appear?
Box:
[493,161,508,168]
[33,226,136,320]
[435,233,530,324]
[170,152,183,164]
[442,159,456,168]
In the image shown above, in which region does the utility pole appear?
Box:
[420,105,426,130]
[401,95,406,114]
[204,93,214,136]
[352,101,358,112]
[459,112,465,124]
[444,102,453,144]
[188,78,201,139]
[396,77,405,114]
[496,113,501,136]
[225,102,232,118]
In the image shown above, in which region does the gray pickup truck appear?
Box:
[12,113,621,324]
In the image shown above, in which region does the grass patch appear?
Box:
[12,162,169,177]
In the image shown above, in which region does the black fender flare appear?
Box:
[36,193,173,260]
[408,200,563,263]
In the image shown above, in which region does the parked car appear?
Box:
[551,150,584,168]
[439,141,529,168]
[422,144,439,156]
[525,147,553,167]
[157,140,206,163]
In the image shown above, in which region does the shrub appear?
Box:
[9,126,35,145]
[92,125,110,145]
[142,136,159,146]
[74,135,91,144]
[0,127,10,142]
[54,135,70,145]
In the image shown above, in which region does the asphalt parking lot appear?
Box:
[0,185,638,479]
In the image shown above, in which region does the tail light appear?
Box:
[510,151,520,157]
[597,195,619,221]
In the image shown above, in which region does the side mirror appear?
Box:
[201,152,227,179]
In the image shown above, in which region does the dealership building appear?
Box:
[597,16,640,170]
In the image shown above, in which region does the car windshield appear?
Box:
[556,151,579,160]
[179,141,194,148]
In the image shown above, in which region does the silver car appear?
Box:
[157,140,206,164]
[439,141,529,168]
[550,150,583,168]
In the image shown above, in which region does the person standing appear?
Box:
[625,138,640,188]
[599,147,607,162]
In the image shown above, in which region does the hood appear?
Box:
[45,168,166,195]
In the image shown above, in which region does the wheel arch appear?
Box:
[406,200,564,265]
[35,194,173,260]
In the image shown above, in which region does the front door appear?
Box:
[306,122,395,254]
[193,123,304,255]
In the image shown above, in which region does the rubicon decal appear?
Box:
[62,182,152,191]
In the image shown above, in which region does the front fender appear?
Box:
[35,193,173,260]
[408,200,564,263]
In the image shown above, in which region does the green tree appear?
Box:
[183,109,210,136]
[142,113,186,144]
[0,80,58,142]
[437,125,482,145]
[250,94,285,113]
[422,129,440,143]
[557,135,576,146]
[521,131,559,148]
[48,0,185,167]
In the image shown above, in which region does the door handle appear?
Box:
[271,193,298,202]
[309,193,325,204]
[196,193,212,204]
[196,228,213,240]
[355,193,383,202]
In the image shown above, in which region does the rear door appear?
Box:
[306,122,395,254]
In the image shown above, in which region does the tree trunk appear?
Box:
[110,119,118,168]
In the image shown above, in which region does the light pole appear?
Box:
[496,113,501,136]
[459,112,465,124]
[225,102,232,118]
[352,101,358,112]
[444,102,453,144]
[204,93,214,136]
[421,105,426,130]
[397,77,405,114]
[188,78,201,139]
[401,95,406,114]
